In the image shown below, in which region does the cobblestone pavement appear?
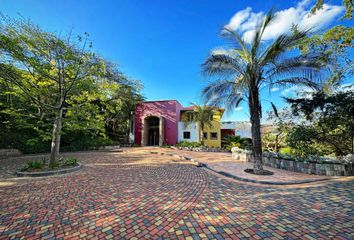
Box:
[148,148,330,184]
[0,149,353,239]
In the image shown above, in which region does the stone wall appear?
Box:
[92,145,121,150]
[0,149,22,157]
[261,154,353,176]
[231,147,252,161]
[231,148,354,176]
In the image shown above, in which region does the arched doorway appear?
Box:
[142,116,163,146]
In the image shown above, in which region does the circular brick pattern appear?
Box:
[0,152,208,239]
[0,150,353,239]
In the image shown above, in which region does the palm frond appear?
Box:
[202,52,244,77]
[260,29,309,67]
[202,78,246,112]
[269,77,320,90]
[270,102,279,118]
[221,28,249,56]
[264,53,328,88]
[251,9,276,60]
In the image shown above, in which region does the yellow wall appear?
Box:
[201,109,223,147]
[179,108,224,147]
[201,121,221,147]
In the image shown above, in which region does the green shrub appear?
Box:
[222,135,252,150]
[60,133,116,152]
[279,147,293,155]
[176,141,202,148]
[25,159,44,169]
[225,142,241,151]
[61,157,78,166]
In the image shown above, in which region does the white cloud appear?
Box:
[339,83,354,92]
[211,48,229,55]
[281,85,314,98]
[270,87,279,92]
[224,0,344,43]
[235,107,243,111]
[224,7,252,31]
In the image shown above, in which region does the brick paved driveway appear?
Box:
[0,149,353,239]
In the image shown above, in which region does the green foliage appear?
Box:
[296,1,353,92]
[311,0,353,19]
[176,141,202,148]
[0,16,143,154]
[223,135,252,151]
[60,132,115,152]
[22,159,44,170]
[61,157,78,166]
[262,132,287,153]
[286,91,354,157]
[182,104,216,145]
[225,142,240,151]
[21,156,78,171]
[287,126,325,157]
[279,147,293,155]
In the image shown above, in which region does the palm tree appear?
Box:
[183,105,215,145]
[202,11,327,174]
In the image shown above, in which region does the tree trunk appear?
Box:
[50,108,63,167]
[200,123,204,146]
[249,87,263,172]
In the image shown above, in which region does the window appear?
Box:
[203,132,208,139]
[183,131,191,139]
[210,132,218,140]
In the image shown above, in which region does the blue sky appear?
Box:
[1,0,352,121]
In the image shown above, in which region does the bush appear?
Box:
[279,147,293,155]
[176,141,202,148]
[222,135,252,150]
[225,142,240,151]
[0,125,116,154]
[22,159,44,171]
[61,157,78,166]
[60,132,116,152]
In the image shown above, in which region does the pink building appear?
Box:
[133,100,183,146]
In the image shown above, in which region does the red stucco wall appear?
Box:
[134,100,183,145]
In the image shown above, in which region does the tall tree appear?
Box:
[0,16,104,166]
[286,91,354,156]
[311,0,353,20]
[201,11,328,173]
[305,0,354,93]
[183,105,215,145]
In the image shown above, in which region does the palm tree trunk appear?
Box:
[200,123,204,146]
[249,87,263,172]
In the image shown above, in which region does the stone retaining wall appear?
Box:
[261,155,353,176]
[90,145,121,150]
[0,149,22,157]
[231,147,354,176]
[231,148,251,161]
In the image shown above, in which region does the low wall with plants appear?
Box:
[261,152,354,176]
[173,142,228,152]
[231,148,354,176]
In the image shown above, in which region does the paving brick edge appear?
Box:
[150,151,334,185]
[16,163,83,177]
